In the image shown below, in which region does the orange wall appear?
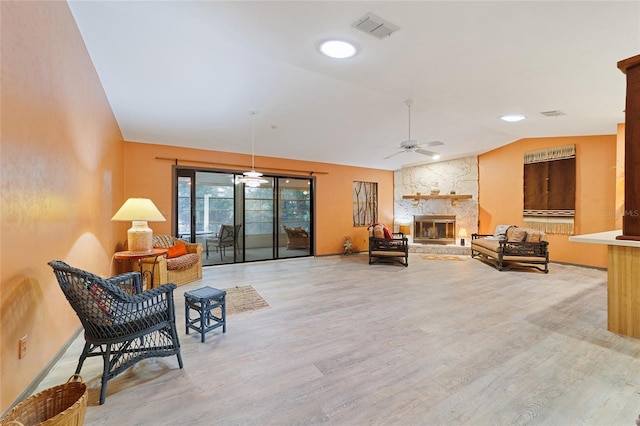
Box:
[1,2,126,412]
[0,0,620,414]
[478,135,617,268]
[122,142,394,255]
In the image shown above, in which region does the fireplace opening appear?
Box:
[414,215,455,245]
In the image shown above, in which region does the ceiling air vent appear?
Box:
[540,110,566,117]
[352,12,400,39]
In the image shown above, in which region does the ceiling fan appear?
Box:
[384,99,443,160]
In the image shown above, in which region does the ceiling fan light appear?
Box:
[238,171,268,187]
[319,40,357,59]
[244,179,262,188]
[431,154,441,160]
[243,170,264,179]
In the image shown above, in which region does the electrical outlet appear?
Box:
[19,336,27,359]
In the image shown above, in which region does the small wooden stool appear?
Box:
[184,286,226,342]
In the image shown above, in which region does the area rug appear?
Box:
[223,285,270,315]
[422,255,466,261]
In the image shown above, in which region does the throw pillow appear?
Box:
[526,232,541,243]
[507,228,527,242]
[89,284,112,316]
[373,224,385,239]
[153,234,175,249]
[493,224,513,239]
[383,225,393,239]
[167,242,188,258]
[370,223,393,239]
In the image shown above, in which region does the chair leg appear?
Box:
[185,298,190,335]
[169,322,184,369]
[200,301,206,343]
[99,344,112,405]
[75,342,91,374]
[222,299,226,333]
[176,348,184,369]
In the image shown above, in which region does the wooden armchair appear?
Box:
[48,260,183,404]
[141,234,203,286]
[368,232,409,267]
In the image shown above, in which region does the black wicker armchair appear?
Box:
[48,260,183,404]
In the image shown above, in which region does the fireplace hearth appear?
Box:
[414,215,455,244]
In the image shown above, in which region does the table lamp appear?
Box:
[111,198,166,253]
[459,227,468,246]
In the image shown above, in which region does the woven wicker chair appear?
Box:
[48,260,183,405]
[141,235,203,286]
[282,225,310,249]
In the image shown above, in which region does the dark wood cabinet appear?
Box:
[617,55,640,240]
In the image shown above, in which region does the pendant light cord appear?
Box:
[251,109,259,170]
[405,99,413,141]
[408,102,411,141]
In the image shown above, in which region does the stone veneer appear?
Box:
[394,156,478,253]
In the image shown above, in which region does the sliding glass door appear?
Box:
[244,179,275,262]
[278,177,312,258]
[177,170,243,266]
[175,168,313,266]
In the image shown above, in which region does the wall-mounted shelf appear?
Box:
[402,193,472,206]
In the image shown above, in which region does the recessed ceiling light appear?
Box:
[319,40,357,59]
[500,114,526,122]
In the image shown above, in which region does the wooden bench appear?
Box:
[471,226,549,273]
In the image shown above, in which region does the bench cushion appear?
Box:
[370,250,406,257]
[471,238,500,251]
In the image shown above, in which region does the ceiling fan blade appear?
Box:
[416,149,439,157]
[416,140,444,148]
[384,150,404,159]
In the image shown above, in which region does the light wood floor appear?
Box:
[36,254,640,425]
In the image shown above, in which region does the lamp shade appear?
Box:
[459,227,468,246]
[112,198,165,253]
[111,198,166,222]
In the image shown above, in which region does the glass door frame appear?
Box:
[173,165,314,265]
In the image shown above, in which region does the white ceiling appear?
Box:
[68,1,640,171]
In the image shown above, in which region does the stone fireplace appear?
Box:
[394,156,478,253]
[414,215,456,245]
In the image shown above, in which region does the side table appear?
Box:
[114,248,168,290]
[184,286,226,343]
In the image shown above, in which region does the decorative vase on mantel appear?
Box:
[430,183,440,195]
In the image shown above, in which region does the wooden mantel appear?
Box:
[402,193,472,206]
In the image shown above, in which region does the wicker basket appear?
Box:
[1,375,87,426]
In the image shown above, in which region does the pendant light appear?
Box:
[239,110,268,188]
